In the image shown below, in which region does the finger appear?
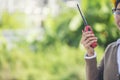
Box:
[85,37,98,44]
[82,30,85,37]
[85,39,97,48]
[80,30,85,43]
[82,30,84,33]
[83,38,97,48]
[82,31,94,37]
[83,31,93,35]
[81,31,95,43]
[81,30,95,44]
[82,33,95,42]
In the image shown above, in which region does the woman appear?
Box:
[80,0,120,80]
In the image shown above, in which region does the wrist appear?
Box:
[85,52,96,59]
[87,50,94,57]
[87,53,94,57]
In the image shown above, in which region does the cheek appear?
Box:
[114,15,120,23]
[114,15,120,29]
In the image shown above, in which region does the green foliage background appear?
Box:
[0,0,120,80]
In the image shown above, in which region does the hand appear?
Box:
[80,30,98,56]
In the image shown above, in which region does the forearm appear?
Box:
[85,57,98,80]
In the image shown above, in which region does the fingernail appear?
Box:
[82,30,84,33]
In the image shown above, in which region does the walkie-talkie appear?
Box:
[77,4,97,48]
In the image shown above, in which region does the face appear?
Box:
[114,2,120,30]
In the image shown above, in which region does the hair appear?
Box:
[115,0,120,8]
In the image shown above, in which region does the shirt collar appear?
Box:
[117,39,120,45]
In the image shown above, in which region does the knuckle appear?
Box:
[89,41,93,44]
[80,40,83,44]
[86,38,90,43]
[84,45,87,48]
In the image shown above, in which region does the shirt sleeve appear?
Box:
[85,53,96,59]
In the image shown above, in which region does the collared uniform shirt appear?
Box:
[117,39,120,74]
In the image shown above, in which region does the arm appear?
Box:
[85,57,104,80]
[84,43,113,80]
[80,30,99,80]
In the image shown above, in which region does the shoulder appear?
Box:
[106,41,117,48]
[104,41,117,55]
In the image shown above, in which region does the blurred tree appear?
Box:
[0,11,30,29]
[43,0,120,48]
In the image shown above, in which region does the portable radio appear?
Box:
[77,4,97,48]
